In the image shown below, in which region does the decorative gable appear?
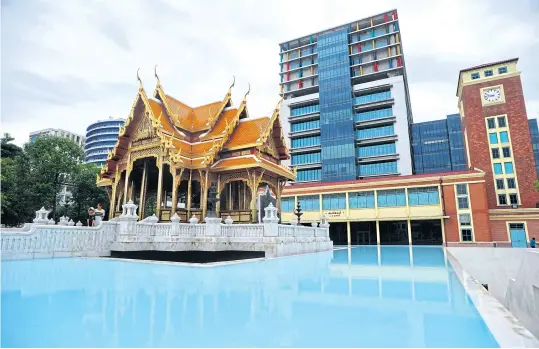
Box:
[132,112,156,143]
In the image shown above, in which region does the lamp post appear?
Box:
[293,200,303,224]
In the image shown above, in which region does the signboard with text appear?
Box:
[324,211,345,219]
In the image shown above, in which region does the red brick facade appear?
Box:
[460,75,539,208]
[469,182,491,241]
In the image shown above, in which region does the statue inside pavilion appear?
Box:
[96,68,295,223]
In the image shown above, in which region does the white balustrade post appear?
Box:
[320,215,330,238]
[263,203,279,237]
[145,214,159,237]
[189,215,199,225]
[205,216,222,236]
[170,213,181,235]
[33,207,50,224]
[118,200,139,237]
[58,216,68,226]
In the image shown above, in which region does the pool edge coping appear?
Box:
[446,248,539,348]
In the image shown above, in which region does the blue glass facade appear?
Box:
[282,11,413,183]
[411,114,467,174]
[85,119,125,166]
[529,119,539,179]
[317,29,356,182]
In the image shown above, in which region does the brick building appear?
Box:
[282,59,539,247]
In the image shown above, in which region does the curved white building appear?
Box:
[85,117,125,166]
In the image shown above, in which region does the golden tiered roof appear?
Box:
[97,68,294,182]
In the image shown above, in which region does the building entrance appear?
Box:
[329,222,347,245]
[350,221,377,245]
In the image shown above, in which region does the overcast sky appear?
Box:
[2,0,539,145]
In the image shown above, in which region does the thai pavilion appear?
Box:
[96,68,295,223]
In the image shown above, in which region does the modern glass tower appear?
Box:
[279,10,414,183]
[529,119,539,179]
[411,114,467,174]
[85,117,125,166]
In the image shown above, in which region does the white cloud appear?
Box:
[1,0,538,145]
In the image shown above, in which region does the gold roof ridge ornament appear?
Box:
[243,83,251,102]
[154,64,161,87]
[137,68,143,90]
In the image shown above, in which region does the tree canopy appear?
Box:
[1,136,109,226]
[1,133,23,159]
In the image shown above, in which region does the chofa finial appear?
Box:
[154,64,160,86]
[244,83,251,99]
[137,68,143,89]
[230,75,235,89]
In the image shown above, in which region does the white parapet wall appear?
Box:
[1,222,119,260]
[1,202,333,260]
[447,247,539,340]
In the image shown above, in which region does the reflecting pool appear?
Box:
[1,246,499,347]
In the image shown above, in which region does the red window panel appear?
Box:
[357,44,361,53]
[384,14,389,22]
[393,11,398,20]
[298,79,303,89]
[286,72,290,81]
[373,62,379,72]
[397,57,402,67]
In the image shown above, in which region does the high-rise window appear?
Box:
[491,148,500,159]
[502,147,511,158]
[497,116,506,128]
[487,118,496,129]
[484,70,493,77]
[296,169,321,182]
[358,161,398,176]
[498,194,507,205]
[496,179,505,189]
[507,178,516,189]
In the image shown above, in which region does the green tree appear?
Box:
[24,136,84,220]
[1,155,32,226]
[1,133,23,159]
[535,180,539,192]
[68,163,109,223]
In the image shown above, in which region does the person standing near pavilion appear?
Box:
[530,237,536,248]
[93,203,105,226]
[87,207,95,226]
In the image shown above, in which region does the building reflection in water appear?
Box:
[1,247,498,348]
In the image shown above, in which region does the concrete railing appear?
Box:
[1,222,118,259]
[1,202,332,260]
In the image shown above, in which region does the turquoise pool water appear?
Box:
[1,246,498,348]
